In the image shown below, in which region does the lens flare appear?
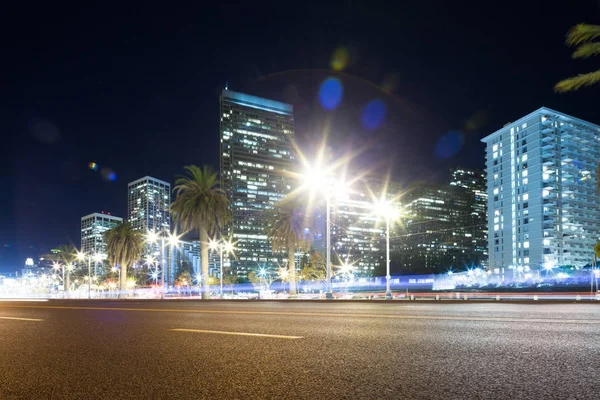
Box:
[434,131,465,159]
[330,47,350,71]
[381,73,399,93]
[319,77,343,110]
[100,167,117,182]
[361,99,387,130]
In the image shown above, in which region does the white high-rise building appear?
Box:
[81,212,123,256]
[127,176,171,235]
[482,107,600,279]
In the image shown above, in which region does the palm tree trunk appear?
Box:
[200,227,210,299]
[288,243,297,296]
[119,262,127,297]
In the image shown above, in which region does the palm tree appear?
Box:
[266,200,310,296]
[594,241,600,266]
[104,222,144,295]
[43,244,77,295]
[170,165,231,299]
[555,23,600,93]
[56,244,77,294]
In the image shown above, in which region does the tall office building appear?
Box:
[449,167,488,267]
[81,212,123,255]
[327,177,401,277]
[220,89,295,275]
[482,107,600,278]
[166,240,201,283]
[127,176,171,235]
[394,171,487,274]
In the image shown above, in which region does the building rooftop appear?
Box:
[222,89,293,115]
[81,212,123,220]
[127,176,170,187]
[481,106,600,143]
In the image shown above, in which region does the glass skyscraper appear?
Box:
[127,176,171,235]
[81,212,123,256]
[220,89,295,275]
[482,107,600,279]
[449,167,488,267]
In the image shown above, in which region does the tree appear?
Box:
[43,244,77,294]
[594,241,600,265]
[266,200,310,296]
[222,269,238,294]
[170,165,231,299]
[300,251,327,291]
[247,271,260,285]
[176,270,193,296]
[555,24,600,93]
[104,222,144,295]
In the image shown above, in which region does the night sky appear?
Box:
[2,1,600,273]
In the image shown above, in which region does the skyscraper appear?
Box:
[220,89,295,275]
[127,176,171,235]
[482,107,600,279]
[393,170,487,274]
[327,176,401,277]
[449,167,488,267]
[81,212,123,255]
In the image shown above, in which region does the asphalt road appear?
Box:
[0,300,599,399]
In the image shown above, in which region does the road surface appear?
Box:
[0,300,599,399]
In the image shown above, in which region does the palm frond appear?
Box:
[565,23,600,47]
[554,69,600,93]
[170,164,230,236]
[266,199,310,253]
[572,42,600,59]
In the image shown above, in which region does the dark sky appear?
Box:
[2,1,600,272]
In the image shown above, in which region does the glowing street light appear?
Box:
[372,199,402,300]
[209,238,235,299]
[302,164,349,300]
[147,229,181,299]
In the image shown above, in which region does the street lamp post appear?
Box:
[373,200,401,300]
[325,189,332,299]
[148,230,179,300]
[385,213,391,299]
[209,238,234,299]
[303,165,347,300]
[87,255,91,299]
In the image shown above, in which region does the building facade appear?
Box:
[482,107,600,279]
[81,212,123,256]
[394,171,487,274]
[449,167,488,267]
[220,89,295,276]
[167,240,201,284]
[127,176,171,235]
[326,176,403,277]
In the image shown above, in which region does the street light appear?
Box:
[147,229,180,299]
[52,261,64,298]
[303,165,349,300]
[373,199,401,300]
[209,238,235,299]
[76,251,104,299]
[76,251,92,299]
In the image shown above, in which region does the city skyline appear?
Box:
[3,1,600,272]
